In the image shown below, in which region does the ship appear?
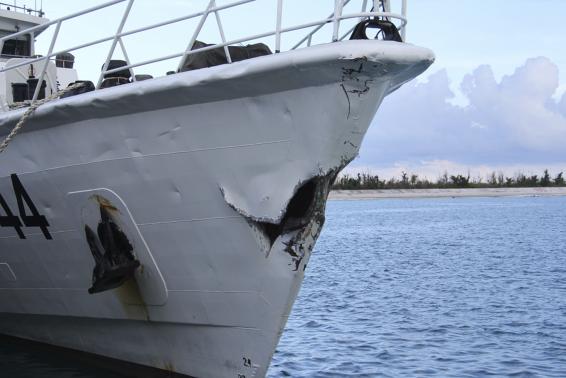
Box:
[0,1,433,377]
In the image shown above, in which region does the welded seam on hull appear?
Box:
[0,139,291,180]
[0,217,243,241]
[136,215,240,227]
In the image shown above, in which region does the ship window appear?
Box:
[1,34,31,57]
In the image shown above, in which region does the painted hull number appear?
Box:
[0,174,51,239]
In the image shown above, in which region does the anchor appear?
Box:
[85,204,140,294]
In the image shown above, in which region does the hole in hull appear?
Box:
[256,178,319,246]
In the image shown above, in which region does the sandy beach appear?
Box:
[329,187,566,200]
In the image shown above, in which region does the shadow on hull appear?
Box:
[0,333,193,378]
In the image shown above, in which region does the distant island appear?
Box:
[332,169,565,190]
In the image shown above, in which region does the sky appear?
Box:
[353,0,566,179]
[25,0,566,179]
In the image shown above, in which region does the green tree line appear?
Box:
[332,170,566,190]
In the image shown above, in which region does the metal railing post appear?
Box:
[338,0,369,41]
[25,9,405,80]
[97,0,135,89]
[32,20,61,102]
[275,0,283,52]
[212,0,232,63]
[177,0,214,72]
[360,0,368,21]
[332,0,343,42]
[0,0,255,75]
[118,38,136,81]
[291,0,351,49]
[0,0,254,75]
[401,0,407,41]
[0,0,410,105]
[373,0,380,11]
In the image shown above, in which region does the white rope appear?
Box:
[0,82,85,154]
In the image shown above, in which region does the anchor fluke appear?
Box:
[85,205,140,294]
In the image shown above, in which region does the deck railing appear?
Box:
[0,1,45,17]
[0,0,407,103]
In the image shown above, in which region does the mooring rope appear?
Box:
[0,82,85,154]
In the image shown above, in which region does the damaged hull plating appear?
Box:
[0,40,433,377]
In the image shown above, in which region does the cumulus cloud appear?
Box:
[559,90,566,117]
[352,57,566,175]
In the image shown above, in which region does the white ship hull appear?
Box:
[0,41,433,377]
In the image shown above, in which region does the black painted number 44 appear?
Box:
[0,174,51,240]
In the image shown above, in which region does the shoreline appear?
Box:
[328,187,566,200]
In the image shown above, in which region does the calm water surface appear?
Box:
[2,196,566,377]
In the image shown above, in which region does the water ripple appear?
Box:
[268,196,566,377]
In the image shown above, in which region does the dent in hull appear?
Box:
[0,41,434,377]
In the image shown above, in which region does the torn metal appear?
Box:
[225,164,342,270]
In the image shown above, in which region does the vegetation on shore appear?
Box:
[332,170,565,190]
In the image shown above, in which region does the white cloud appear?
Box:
[351,57,566,176]
[559,90,566,117]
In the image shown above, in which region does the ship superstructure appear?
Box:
[0,2,78,109]
[0,1,433,377]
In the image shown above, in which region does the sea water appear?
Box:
[1,196,565,377]
[268,196,566,377]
